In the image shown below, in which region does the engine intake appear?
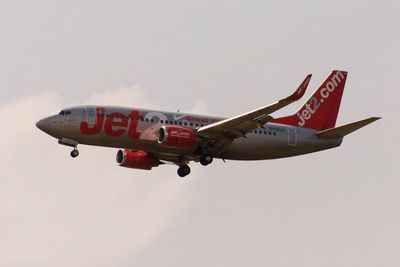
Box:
[116,149,159,170]
[158,126,198,150]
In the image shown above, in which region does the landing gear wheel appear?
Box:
[177,165,191,177]
[200,155,213,166]
[70,149,79,158]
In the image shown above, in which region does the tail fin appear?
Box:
[273,70,348,130]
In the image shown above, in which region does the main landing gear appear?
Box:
[177,155,214,177]
[200,155,213,166]
[177,165,191,177]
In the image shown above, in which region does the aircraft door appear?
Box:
[288,127,297,147]
[85,107,97,126]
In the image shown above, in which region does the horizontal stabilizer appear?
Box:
[316,117,381,138]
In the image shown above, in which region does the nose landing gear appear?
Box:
[58,138,79,158]
[70,148,79,158]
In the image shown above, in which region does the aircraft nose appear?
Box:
[36,118,51,133]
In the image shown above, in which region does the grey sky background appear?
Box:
[0,0,398,266]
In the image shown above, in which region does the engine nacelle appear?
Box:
[158,126,198,150]
[116,149,159,170]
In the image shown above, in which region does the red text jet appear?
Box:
[36,70,380,177]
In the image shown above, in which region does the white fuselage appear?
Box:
[36,105,342,162]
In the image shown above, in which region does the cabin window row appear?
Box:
[252,130,277,136]
[102,114,205,127]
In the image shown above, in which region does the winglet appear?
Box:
[285,74,312,101]
[316,117,381,138]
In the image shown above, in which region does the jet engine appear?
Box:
[158,126,198,150]
[116,149,159,170]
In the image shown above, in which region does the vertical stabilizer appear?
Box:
[273,70,348,130]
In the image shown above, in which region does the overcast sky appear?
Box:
[0,0,399,266]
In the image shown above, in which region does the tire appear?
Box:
[200,155,213,166]
[183,165,191,176]
[70,149,79,158]
[177,167,186,177]
[177,165,191,177]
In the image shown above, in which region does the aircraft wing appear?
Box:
[197,74,312,141]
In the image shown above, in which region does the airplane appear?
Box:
[36,70,380,177]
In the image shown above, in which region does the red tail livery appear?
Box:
[273,70,347,130]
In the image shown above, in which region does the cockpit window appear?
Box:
[59,110,72,115]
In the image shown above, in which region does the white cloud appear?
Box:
[85,86,158,109]
[0,89,201,267]
[188,100,211,115]
[0,92,63,143]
